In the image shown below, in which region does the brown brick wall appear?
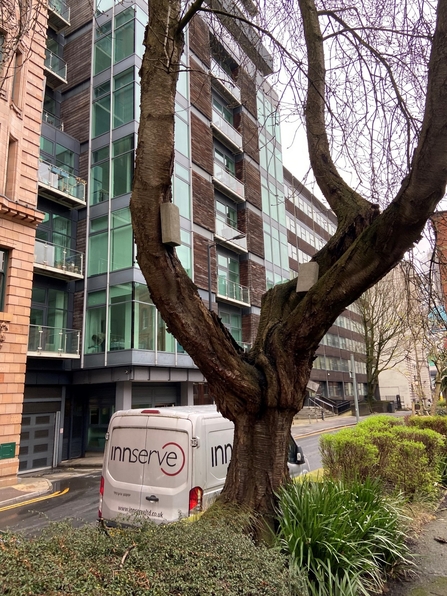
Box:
[191,113,213,175]
[239,70,257,118]
[242,312,260,344]
[194,235,214,300]
[190,58,212,120]
[192,172,214,231]
[242,160,262,210]
[244,260,266,308]
[189,15,210,67]
[63,31,92,91]
[67,0,94,34]
[241,113,259,163]
[246,209,264,258]
[61,88,90,145]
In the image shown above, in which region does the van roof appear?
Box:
[113,405,223,421]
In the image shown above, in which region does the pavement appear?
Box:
[0,411,445,595]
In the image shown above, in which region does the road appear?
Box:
[0,470,101,535]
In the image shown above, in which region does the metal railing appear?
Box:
[217,276,250,305]
[48,0,70,22]
[38,159,86,204]
[28,325,80,357]
[44,48,67,82]
[215,218,247,251]
[308,395,352,415]
[213,161,245,201]
[211,109,242,150]
[42,109,63,129]
[210,59,241,102]
[34,239,84,276]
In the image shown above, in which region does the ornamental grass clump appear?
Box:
[275,477,412,596]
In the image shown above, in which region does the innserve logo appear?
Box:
[110,442,186,476]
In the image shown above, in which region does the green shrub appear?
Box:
[406,415,447,438]
[320,429,378,482]
[275,478,412,596]
[0,515,301,596]
[320,417,444,497]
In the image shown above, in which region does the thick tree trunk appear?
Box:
[218,406,296,533]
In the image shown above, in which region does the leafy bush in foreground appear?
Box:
[320,416,445,496]
[275,478,412,596]
[0,514,302,596]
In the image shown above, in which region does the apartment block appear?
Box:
[0,0,367,477]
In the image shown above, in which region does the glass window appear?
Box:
[94,34,112,75]
[173,171,190,218]
[176,229,191,277]
[111,208,133,271]
[219,308,242,343]
[157,312,175,352]
[114,10,135,63]
[212,97,233,124]
[91,146,110,205]
[92,82,111,138]
[109,283,132,351]
[134,284,155,349]
[112,135,134,197]
[89,215,108,275]
[85,291,106,353]
[113,69,134,128]
[175,113,189,157]
[0,249,7,311]
[216,199,237,228]
[214,147,235,175]
[40,136,54,157]
[56,144,74,173]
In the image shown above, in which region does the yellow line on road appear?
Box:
[0,487,69,512]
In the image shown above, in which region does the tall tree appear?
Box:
[130,0,447,527]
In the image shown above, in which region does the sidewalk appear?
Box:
[0,477,52,510]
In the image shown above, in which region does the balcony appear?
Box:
[211,110,242,153]
[44,49,67,88]
[48,0,70,31]
[213,162,245,203]
[42,109,63,130]
[38,159,86,207]
[210,59,241,104]
[217,276,250,306]
[215,218,247,253]
[28,325,81,358]
[34,239,84,280]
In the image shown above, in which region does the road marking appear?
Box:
[0,488,69,512]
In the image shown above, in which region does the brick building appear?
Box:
[0,1,46,486]
[0,0,367,478]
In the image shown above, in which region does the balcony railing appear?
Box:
[38,159,86,206]
[42,109,63,130]
[34,239,84,278]
[210,59,241,103]
[215,218,247,252]
[48,0,70,30]
[211,110,242,152]
[217,276,250,305]
[213,162,245,203]
[44,49,67,86]
[28,325,81,358]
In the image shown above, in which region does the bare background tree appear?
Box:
[130,0,447,530]
[357,264,413,405]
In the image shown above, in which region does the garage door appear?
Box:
[19,413,56,472]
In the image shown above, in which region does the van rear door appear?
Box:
[102,414,149,522]
[139,415,191,523]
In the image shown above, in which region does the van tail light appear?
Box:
[98,475,104,519]
[189,486,203,515]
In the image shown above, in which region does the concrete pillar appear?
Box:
[180,382,194,406]
[116,381,132,411]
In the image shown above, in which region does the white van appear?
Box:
[99,405,309,525]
